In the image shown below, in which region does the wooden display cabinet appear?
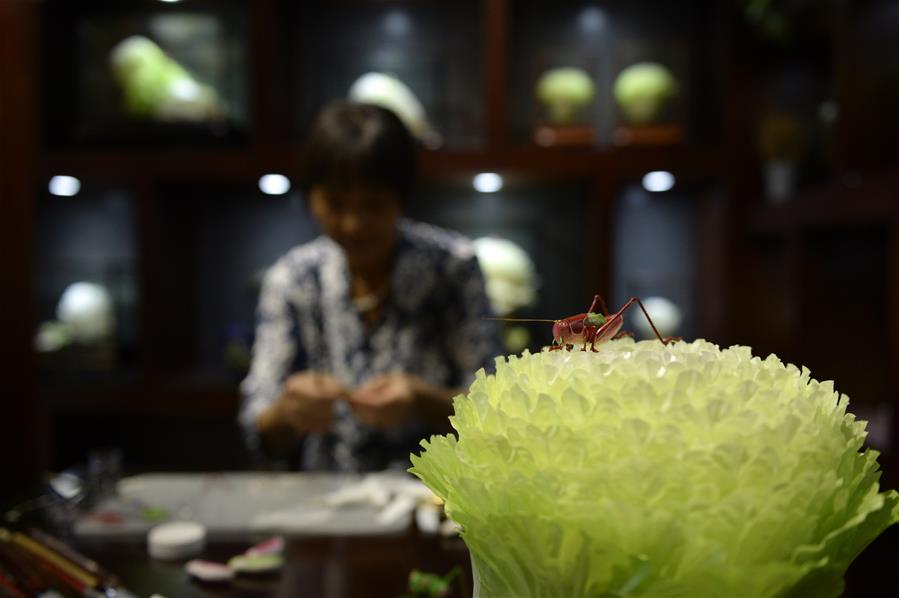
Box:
[0,0,826,475]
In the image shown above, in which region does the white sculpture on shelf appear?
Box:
[473,236,539,353]
[631,295,682,339]
[347,72,440,147]
[473,237,537,317]
[56,281,116,345]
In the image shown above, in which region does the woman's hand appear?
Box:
[349,372,421,431]
[258,372,348,445]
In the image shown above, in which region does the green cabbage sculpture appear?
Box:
[410,339,898,597]
[535,67,596,125]
[614,62,678,125]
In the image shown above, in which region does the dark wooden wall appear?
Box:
[0,0,41,490]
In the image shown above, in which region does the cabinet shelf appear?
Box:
[42,148,302,181]
[42,145,724,182]
[421,145,723,179]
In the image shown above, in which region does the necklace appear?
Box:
[352,287,389,312]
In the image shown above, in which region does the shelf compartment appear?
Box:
[289,0,484,150]
[407,179,592,352]
[33,183,141,387]
[42,0,250,147]
[611,181,700,342]
[508,0,717,148]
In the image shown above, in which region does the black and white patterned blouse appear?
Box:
[239,219,502,471]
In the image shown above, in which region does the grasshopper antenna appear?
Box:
[486,317,557,323]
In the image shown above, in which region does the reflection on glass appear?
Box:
[578,6,607,33]
[383,9,412,37]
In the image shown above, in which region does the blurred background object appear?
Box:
[535,66,596,125]
[55,282,116,346]
[533,66,597,147]
[757,109,805,202]
[42,1,248,145]
[348,71,440,148]
[630,295,683,340]
[109,35,226,123]
[473,236,538,353]
[613,62,678,126]
[472,236,537,317]
[293,0,483,149]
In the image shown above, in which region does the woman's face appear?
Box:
[308,185,401,273]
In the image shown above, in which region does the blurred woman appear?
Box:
[239,101,501,471]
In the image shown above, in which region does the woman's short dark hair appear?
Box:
[299,101,417,205]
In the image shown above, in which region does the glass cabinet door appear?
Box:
[611,179,699,342]
[156,184,320,387]
[408,179,591,353]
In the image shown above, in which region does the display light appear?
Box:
[473,173,503,193]
[48,175,81,197]
[641,170,675,192]
[258,174,291,195]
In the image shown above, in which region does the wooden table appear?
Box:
[20,523,899,597]
[76,531,472,598]
[8,479,897,598]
